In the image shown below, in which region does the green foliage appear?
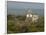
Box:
[7,15,44,33]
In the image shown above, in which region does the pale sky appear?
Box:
[7,1,44,16]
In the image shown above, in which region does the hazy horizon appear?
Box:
[7,1,44,16]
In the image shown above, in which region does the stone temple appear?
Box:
[25,9,39,23]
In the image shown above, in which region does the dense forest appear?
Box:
[7,15,44,34]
